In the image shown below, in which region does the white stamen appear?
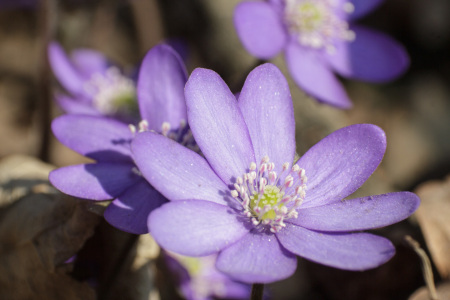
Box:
[284,0,356,51]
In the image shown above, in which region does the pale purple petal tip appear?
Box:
[148,200,249,256]
[238,63,296,173]
[48,41,87,97]
[293,192,420,231]
[104,179,167,234]
[277,224,395,270]
[216,231,297,284]
[138,44,188,132]
[185,68,255,183]
[234,1,287,59]
[49,163,139,200]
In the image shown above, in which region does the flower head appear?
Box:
[233,0,409,108]
[132,63,420,283]
[48,42,139,122]
[49,44,191,234]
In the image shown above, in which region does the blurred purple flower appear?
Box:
[49,44,193,234]
[48,42,139,122]
[234,0,409,108]
[132,63,420,283]
[166,253,250,300]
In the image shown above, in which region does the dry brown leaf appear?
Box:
[415,175,450,279]
[0,155,100,300]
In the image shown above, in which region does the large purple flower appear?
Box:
[234,0,409,108]
[49,44,190,234]
[48,41,139,122]
[132,63,420,283]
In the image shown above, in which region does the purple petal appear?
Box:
[132,132,231,206]
[185,68,255,183]
[70,49,110,79]
[294,124,386,208]
[55,94,99,116]
[326,26,409,82]
[291,192,420,231]
[234,1,287,59]
[104,179,167,234]
[52,115,133,163]
[48,42,87,97]
[216,231,297,284]
[138,44,188,132]
[165,38,189,63]
[285,42,352,109]
[148,200,249,256]
[277,224,395,270]
[49,163,139,200]
[238,63,295,173]
[342,0,384,21]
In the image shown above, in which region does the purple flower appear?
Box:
[48,41,139,122]
[233,0,409,108]
[49,44,191,234]
[132,63,420,283]
[165,253,251,300]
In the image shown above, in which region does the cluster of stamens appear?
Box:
[129,120,199,153]
[231,156,307,233]
[284,0,355,53]
[84,66,137,115]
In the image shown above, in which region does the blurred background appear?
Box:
[0,0,449,299]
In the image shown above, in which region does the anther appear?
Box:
[161,122,171,136]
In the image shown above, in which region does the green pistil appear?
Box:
[297,3,324,32]
[113,93,138,115]
[249,185,285,220]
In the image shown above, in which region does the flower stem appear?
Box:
[251,283,264,300]
[405,235,439,300]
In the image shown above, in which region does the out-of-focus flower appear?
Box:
[132,63,420,283]
[49,44,193,234]
[48,42,139,122]
[165,253,250,300]
[234,0,409,108]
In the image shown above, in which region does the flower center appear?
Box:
[231,156,307,233]
[84,66,138,116]
[284,0,355,53]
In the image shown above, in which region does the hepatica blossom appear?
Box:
[132,63,420,283]
[49,42,139,122]
[49,44,192,234]
[234,0,409,108]
[165,253,250,300]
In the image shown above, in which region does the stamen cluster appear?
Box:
[129,120,199,153]
[284,0,355,53]
[231,156,307,233]
[84,66,137,115]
